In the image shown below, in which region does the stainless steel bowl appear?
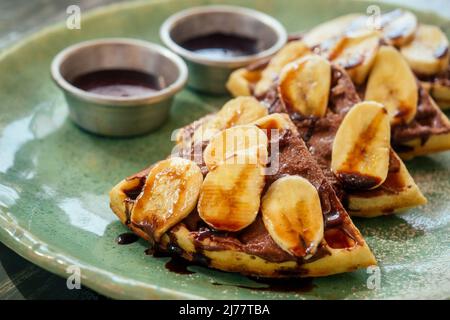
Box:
[160,5,287,94]
[51,38,188,137]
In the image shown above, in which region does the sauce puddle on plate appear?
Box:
[115,232,140,245]
[145,246,315,292]
[71,69,164,97]
[145,247,195,275]
[179,32,260,58]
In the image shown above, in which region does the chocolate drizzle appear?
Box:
[116,232,139,245]
[390,84,450,148]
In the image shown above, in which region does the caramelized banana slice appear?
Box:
[252,113,297,131]
[365,46,418,125]
[198,159,265,232]
[347,9,417,47]
[215,96,268,128]
[381,10,417,46]
[254,41,310,96]
[192,97,268,143]
[203,125,268,170]
[131,157,203,241]
[401,24,450,76]
[278,55,331,117]
[226,68,262,97]
[329,31,380,85]
[303,13,362,47]
[431,82,450,110]
[261,175,323,259]
[332,101,391,190]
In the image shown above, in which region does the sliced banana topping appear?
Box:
[346,9,417,47]
[303,13,362,48]
[192,97,268,143]
[131,157,203,241]
[215,96,268,128]
[381,10,418,47]
[401,24,450,76]
[278,54,331,117]
[261,175,324,259]
[331,101,391,190]
[329,31,380,85]
[365,46,418,125]
[254,41,310,96]
[226,68,261,97]
[252,113,297,131]
[198,158,265,232]
[203,125,268,170]
[430,81,450,110]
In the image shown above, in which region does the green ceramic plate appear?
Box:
[0,0,449,300]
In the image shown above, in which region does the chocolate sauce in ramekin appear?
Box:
[179,32,259,58]
[71,69,164,97]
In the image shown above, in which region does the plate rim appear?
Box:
[0,0,449,300]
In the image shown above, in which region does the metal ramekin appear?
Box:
[51,38,188,137]
[160,5,287,94]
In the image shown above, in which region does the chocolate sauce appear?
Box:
[146,246,196,275]
[179,32,259,58]
[212,277,315,293]
[71,69,164,97]
[116,232,139,245]
[165,256,195,275]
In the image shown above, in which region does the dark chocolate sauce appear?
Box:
[71,69,164,97]
[179,32,259,58]
[165,256,195,275]
[212,277,315,293]
[146,246,196,275]
[116,232,139,245]
[150,243,314,291]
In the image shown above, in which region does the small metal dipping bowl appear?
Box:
[160,5,287,94]
[51,38,188,137]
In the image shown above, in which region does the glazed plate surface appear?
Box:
[0,0,449,299]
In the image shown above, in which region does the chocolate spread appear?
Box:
[390,85,450,148]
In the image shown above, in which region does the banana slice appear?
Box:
[329,31,380,85]
[261,175,323,259]
[365,46,418,125]
[198,158,265,232]
[131,157,203,241]
[346,9,417,47]
[192,97,268,143]
[431,81,450,110]
[303,13,362,48]
[381,10,417,47]
[226,68,261,97]
[278,54,331,117]
[254,41,310,96]
[215,96,268,128]
[252,113,297,131]
[401,24,450,76]
[203,125,268,170]
[331,101,391,190]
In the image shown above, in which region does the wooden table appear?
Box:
[0,0,448,300]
